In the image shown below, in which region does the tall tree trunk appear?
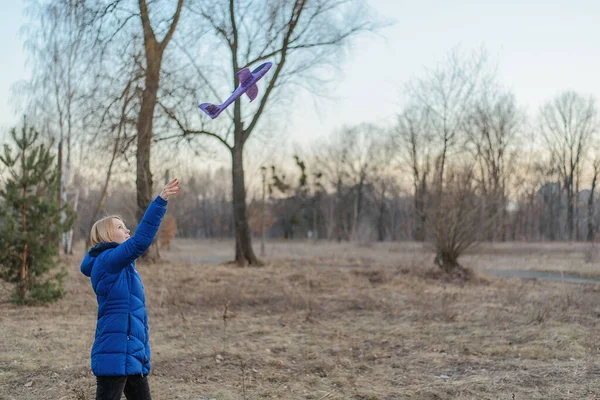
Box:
[353,175,365,240]
[414,180,427,241]
[203,197,210,239]
[418,177,427,241]
[136,49,161,260]
[438,137,448,193]
[529,194,535,241]
[312,193,319,241]
[336,178,344,242]
[548,186,554,240]
[377,183,386,242]
[566,178,574,241]
[588,173,598,241]
[575,170,581,241]
[57,138,63,252]
[136,64,159,222]
[391,195,399,241]
[501,196,507,242]
[414,190,421,241]
[65,85,73,254]
[136,0,183,260]
[435,138,448,239]
[231,146,259,265]
[351,194,358,240]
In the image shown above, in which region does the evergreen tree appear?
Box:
[0,121,74,304]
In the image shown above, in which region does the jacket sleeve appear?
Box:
[103,196,168,274]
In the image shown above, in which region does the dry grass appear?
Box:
[2,240,600,399]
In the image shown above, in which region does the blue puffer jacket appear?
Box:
[80,196,167,376]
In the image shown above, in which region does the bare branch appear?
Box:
[138,0,157,46]
[160,0,185,51]
[156,100,232,151]
[242,0,307,141]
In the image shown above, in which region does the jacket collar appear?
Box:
[88,242,119,257]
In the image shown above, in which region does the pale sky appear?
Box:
[1,0,600,145]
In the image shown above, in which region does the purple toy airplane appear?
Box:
[198,62,273,119]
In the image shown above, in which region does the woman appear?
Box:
[80,178,180,400]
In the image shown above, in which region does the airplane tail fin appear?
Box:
[246,84,259,102]
[198,103,220,119]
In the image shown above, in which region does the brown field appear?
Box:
[2,239,600,399]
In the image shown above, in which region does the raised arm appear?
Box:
[103,178,180,273]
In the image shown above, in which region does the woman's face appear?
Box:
[112,218,131,244]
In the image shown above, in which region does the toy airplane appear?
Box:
[198,62,273,119]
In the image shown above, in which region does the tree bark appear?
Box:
[377,184,386,242]
[566,177,574,241]
[57,138,63,252]
[548,183,556,240]
[231,146,259,265]
[136,0,183,261]
[352,175,365,240]
[415,177,427,241]
[136,60,160,260]
[136,49,159,220]
[335,178,343,241]
[588,172,598,241]
[529,194,535,241]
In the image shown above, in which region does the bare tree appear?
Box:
[161,0,378,264]
[540,91,598,240]
[167,166,233,238]
[346,124,389,240]
[408,48,489,192]
[134,0,184,251]
[511,129,546,241]
[404,48,492,276]
[84,65,143,248]
[395,105,433,241]
[313,136,351,241]
[27,0,186,259]
[464,89,522,241]
[312,123,387,241]
[321,124,388,240]
[430,163,495,278]
[20,0,92,253]
[370,133,397,242]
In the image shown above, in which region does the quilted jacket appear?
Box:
[80,196,167,376]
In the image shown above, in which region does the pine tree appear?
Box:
[0,121,75,304]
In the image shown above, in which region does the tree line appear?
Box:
[3,1,599,281]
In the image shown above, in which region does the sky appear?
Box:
[1,0,600,146]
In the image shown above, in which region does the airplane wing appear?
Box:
[236,68,252,85]
[246,84,259,102]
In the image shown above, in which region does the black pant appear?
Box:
[96,375,152,400]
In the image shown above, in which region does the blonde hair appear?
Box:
[90,215,124,246]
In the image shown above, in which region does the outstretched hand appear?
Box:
[159,178,181,201]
